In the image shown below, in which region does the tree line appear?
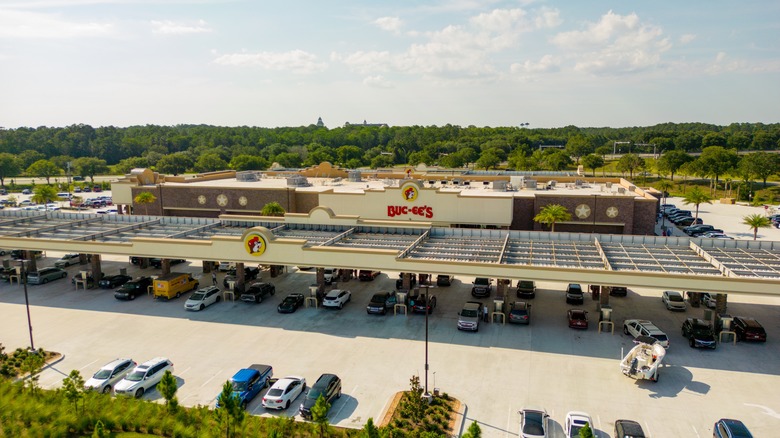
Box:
[0,123,778,186]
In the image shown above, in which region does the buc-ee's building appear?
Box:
[111,163,660,235]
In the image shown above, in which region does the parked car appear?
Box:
[114,357,174,398]
[54,253,80,268]
[114,277,152,300]
[508,301,531,325]
[567,309,588,329]
[519,408,549,438]
[217,365,273,410]
[457,301,482,332]
[98,274,132,289]
[358,270,380,281]
[184,286,222,311]
[323,268,337,285]
[713,418,753,438]
[411,294,437,314]
[150,258,186,268]
[565,283,584,304]
[471,277,492,297]
[84,358,136,394]
[516,280,536,298]
[299,374,341,419]
[323,289,352,309]
[623,319,670,348]
[683,224,715,236]
[240,282,276,303]
[610,286,628,297]
[662,290,687,311]
[262,376,306,410]
[681,317,717,349]
[277,293,305,313]
[691,228,723,237]
[223,266,260,287]
[436,274,452,287]
[614,419,646,438]
[732,316,767,342]
[366,291,397,315]
[676,217,703,226]
[564,411,592,438]
[21,189,31,195]
[218,261,235,272]
[27,267,67,285]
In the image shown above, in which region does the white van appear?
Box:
[57,192,72,200]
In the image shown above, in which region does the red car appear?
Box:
[568,309,588,329]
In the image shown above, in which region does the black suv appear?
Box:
[471,277,492,297]
[614,419,646,438]
[223,266,260,288]
[565,283,584,304]
[114,277,152,300]
[436,275,452,287]
[732,316,767,342]
[681,318,717,349]
[516,280,536,298]
[299,374,341,419]
[366,291,397,315]
[240,282,276,303]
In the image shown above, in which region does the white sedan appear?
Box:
[184,286,221,311]
[262,376,306,410]
[564,411,593,438]
[323,289,351,309]
[662,290,687,311]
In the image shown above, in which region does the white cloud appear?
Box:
[551,10,671,74]
[0,8,113,38]
[534,7,562,29]
[213,49,327,74]
[363,75,394,88]
[679,33,696,44]
[374,16,402,33]
[511,54,561,74]
[151,19,211,35]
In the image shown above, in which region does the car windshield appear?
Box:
[461,309,478,317]
[654,334,669,342]
[125,370,146,382]
[570,425,583,436]
[475,278,489,286]
[191,292,205,301]
[519,281,533,288]
[669,294,683,302]
[308,388,323,399]
[523,412,544,434]
[267,388,283,397]
[93,369,112,379]
[370,294,385,303]
[232,380,247,392]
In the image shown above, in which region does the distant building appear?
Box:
[316,117,324,127]
[344,120,388,128]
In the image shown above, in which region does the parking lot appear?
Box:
[1,251,779,437]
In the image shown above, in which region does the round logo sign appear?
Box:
[244,232,267,256]
[401,184,418,202]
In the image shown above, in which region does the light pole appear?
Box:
[420,281,436,397]
[20,259,35,351]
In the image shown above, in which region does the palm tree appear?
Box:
[134,191,157,215]
[742,214,771,240]
[31,185,58,206]
[533,204,571,232]
[656,180,674,205]
[682,186,712,221]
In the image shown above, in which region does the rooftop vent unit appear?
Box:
[492,181,507,191]
[287,175,311,187]
[236,171,261,182]
[348,170,362,182]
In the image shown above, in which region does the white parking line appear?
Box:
[505,406,513,437]
[596,414,601,434]
[200,369,223,388]
[79,359,99,371]
[177,366,191,377]
[644,421,652,437]
[692,425,700,437]
[331,385,357,419]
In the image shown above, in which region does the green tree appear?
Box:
[695,146,739,187]
[370,154,394,169]
[156,153,193,176]
[534,204,571,232]
[215,380,244,438]
[229,154,268,171]
[60,370,85,412]
[682,186,713,221]
[581,154,604,176]
[134,191,157,215]
[739,152,780,188]
[475,151,501,170]
[194,153,229,173]
[0,153,22,188]
[311,394,332,438]
[72,157,108,184]
[616,153,645,179]
[112,156,150,175]
[31,185,58,205]
[337,145,364,165]
[579,422,595,438]
[565,135,593,164]
[261,201,286,217]
[157,370,179,412]
[656,150,693,180]
[22,351,45,394]
[92,420,110,438]
[359,417,381,438]
[274,152,303,168]
[544,150,573,171]
[26,159,61,184]
[742,214,771,241]
[462,421,482,438]
[656,180,674,206]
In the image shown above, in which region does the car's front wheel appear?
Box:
[135,388,145,398]
[43,278,49,284]
[102,385,111,394]
[199,304,205,311]
[623,326,629,335]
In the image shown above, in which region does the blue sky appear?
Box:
[1,0,778,129]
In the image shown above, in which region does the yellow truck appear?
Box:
[153,272,199,300]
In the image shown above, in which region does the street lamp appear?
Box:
[19,259,35,351]
[418,280,437,397]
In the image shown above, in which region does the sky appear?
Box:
[1,0,779,129]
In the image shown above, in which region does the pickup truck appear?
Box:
[457,301,483,332]
[217,364,273,409]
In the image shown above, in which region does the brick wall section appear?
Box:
[633,199,658,235]
[511,198,536,230]
[531,194,643,234]
[295,192,320,214]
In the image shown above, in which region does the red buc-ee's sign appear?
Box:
[387,205,433,219]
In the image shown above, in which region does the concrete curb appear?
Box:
[12,352,65,384]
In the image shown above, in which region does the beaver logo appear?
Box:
[402,184,418,202]
[244,233,266,256]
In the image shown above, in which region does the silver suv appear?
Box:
[114,357,174,398]
[457,301,482,332]
[623,319,670,348]
[84,358,136,393]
